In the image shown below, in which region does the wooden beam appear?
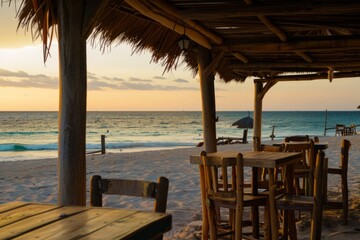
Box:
[294,51,313,62]
[58,0,87,206]
[82,0,111,38]
[254,72,360,82]
[231,52,249,63]
[258,80,277,100]
[244,0,313,64]
[257,16,287,42]
[152,0,223,45]
[255,16,313,62]
[220,37,360,53]
[125,0,212,49]
[182,1,360,19]
[204,52,224,79]
[230,61,360,69]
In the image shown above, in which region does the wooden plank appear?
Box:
[77,211,171,240]
[0,204,58,227]
[0,206,86,239]
[0,202,30,213]
[13,208,137,239]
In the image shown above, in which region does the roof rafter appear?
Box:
[220,37,360,52]
[254,72,360,82]
[182,1,360,19]
[124,0,212,49]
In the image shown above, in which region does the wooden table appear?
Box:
[190,151,302,240]
[0,201,172,239]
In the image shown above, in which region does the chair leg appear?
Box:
[342,173,348,225]
[207,202,217,240]
[234,202,243,240]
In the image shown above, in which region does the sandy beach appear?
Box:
[1,135,360,239]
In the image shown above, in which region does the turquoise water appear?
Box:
[0,111,359,161]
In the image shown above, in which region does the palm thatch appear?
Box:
[10,0,360,83]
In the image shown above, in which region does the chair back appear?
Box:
[90,175,169,213]
[284,135,310,142]
[200,151,244,239]
[284,139,314,167]
[260,144,284,152]
[335,124,345,136]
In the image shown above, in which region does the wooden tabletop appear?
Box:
[0,201,172,239]
[190,151,303,168]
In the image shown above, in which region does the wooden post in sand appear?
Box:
[101,135,106,154]
[57,0,87,206]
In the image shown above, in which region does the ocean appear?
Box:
[1,111,359,161]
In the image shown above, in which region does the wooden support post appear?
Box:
[197,45,217,240]
[253,82,263,151]
[198,46,217,153]
[57,0,87,206]
[101,135,106,154]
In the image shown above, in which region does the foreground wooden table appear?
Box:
[190,151,302,240]
[0,201,172,239]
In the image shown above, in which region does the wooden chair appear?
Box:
[284,139,315,196]
[90,175,169,239]
[258,144,284,189]
[200,151,269,240]
[276,150,327,240]
[335,124,345,136]
[324,139,351,224]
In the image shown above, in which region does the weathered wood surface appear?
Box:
[0,202,172,240]
[191,150,302,169]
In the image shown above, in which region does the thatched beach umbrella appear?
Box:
[232,112,254,129]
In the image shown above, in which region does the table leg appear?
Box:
[252,167,260,239]
[269,168,279,240]
[285,163,298,240]
[199,165,209,240]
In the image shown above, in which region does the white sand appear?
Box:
[1,135,360,239]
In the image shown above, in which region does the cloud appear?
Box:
[0,68,58,89]
[113,77,124,82]
[121,81,198,91]
[129,77,152,83]
[153,76,166,80]
[174,78,189,83]
[0,68,198,91]
[0,69,29,78]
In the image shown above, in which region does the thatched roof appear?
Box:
[15,0,360,83]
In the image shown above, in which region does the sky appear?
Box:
[0,3,359,111]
